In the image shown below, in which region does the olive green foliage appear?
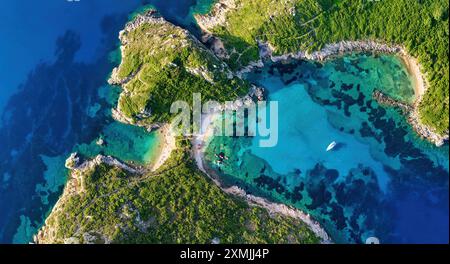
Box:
[48,141,319,244]
[116,20,249,124]
[209,0,449,134]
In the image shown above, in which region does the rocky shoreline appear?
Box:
[111,107,162,133]
[107,10,165,132]
[108,10,165,86]
[195,1,448,147]
[373,89,448,146]
[194,0,236,34]
[188,84,332,243]
[372,90,413,114]
[224,185,332,243]
[191,112,332,244]
[219,39,449,146]
[65,152,144,174]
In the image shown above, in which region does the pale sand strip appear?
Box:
[192,113,332,244]
[236,40,448,146]
[150,124,176,172]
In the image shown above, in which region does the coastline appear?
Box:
[233,40,448,147]
[108,10,165,87]
[34,133,174,244]
[399,53,425,98]
[195,0,448,146]
[34,4,447,244]
[150,124,176,172]
[196,0,428,98]
[108,11,165,133]
[34,154,142,244]
[192,112,332,244]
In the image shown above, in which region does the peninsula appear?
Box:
[35,0,449,244]
[34,10,323,244]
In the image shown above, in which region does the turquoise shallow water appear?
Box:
[1,0,447,244]
[205,53,449,243]
[0,0,216,243]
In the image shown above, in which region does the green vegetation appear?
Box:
[39,1,449,243]
[205,0,449,134]
[40,140,319,244]
[116,15,249,124]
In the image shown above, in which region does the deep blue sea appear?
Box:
[0,1,448,244]
[0,0,215,243]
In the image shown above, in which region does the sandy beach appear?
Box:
[192,112,332,244]
[399,53,426,99]
[150,124,176,172]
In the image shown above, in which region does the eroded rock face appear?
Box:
[65,152,85,170]
[107,9,246,134]
[408,111,449,147]
[66,152,140,173]
[35,153,144,244]
[195,0,448,145]
[195,0,237,33]
[268,40,403,63]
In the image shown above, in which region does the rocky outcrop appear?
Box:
[64,152,143,194]
[409,108,449,147]
[108,64,135,86]
[186,66,215,84]
[224,186,332,244]
[75,154,143,174]
[34,153,143,244]
[373,89,448,146]
[107,10,164,86]
[201,35,230,60]
[109,9,236,132]
[205,85,266,114]
[195,0,237,33]
[65,152,83,170]
[236,60,265,78]
[372,90,413,113]
[270,40,402,62]
[239,39,449,147]
[111,107,162,133]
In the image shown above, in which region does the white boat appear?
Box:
[326,141,337,152]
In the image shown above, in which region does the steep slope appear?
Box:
[35,141,319,244]
[35,10,322,244]
[196,0,449,137]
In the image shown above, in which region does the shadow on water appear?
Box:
[332,142,347,151]
[0,13,132,243]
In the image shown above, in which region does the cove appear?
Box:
[0,0,216,243]
[204,53,449,243]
